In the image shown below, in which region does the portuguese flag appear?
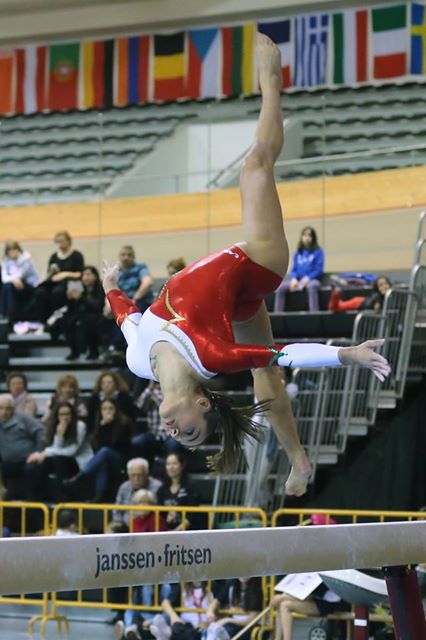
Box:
[48,42,80,111]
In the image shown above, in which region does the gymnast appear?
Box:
[102,34,390,497]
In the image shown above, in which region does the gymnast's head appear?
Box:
[160,386,269,473]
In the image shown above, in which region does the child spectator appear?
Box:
[6,372,37,417]
[42,374,88,425]
[55,509,79,536]
[157,453,201,531]
[0,239,39,322]
[328,275,391,313]
[166,258,187,277]
[274,227,324,312]
[150,581,212,640]
[206,578,263,640]
[63,265,105,360]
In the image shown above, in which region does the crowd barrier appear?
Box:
[0,502,424,637]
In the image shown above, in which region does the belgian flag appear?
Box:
[153,32,186,101]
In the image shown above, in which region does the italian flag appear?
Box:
[330,9,368,84]
[372,4,407,79]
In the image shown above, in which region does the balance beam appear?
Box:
[0,521,425,595]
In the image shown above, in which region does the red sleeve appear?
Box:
[203,337,282,373]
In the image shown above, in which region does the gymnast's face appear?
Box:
[160,394,211,447]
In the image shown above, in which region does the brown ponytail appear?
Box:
[201,388,272,474]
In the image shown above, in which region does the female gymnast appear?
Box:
[102,34,390,497]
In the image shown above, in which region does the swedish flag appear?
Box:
[411,3,426,74]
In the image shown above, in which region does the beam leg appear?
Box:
[353,605,369,640]
[383,565,426,640]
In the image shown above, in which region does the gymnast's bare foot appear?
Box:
[256,32,282,93]
[102,260,119,293]
[285,452,312,497]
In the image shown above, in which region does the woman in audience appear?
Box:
[157,452,201,531]
[87,371,135,431]
[42,374,88,424]
[166,257,187,277]
[206,577,263,640]
[6,371,37,417]
[64,398,133,501]
[274,227,324,312]
[27,230,85,323]
[63,265,105,360]
[27,401,93,501]
[0,239,39,322]
[328,275,391,313]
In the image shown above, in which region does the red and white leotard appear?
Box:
[108,245,284,381]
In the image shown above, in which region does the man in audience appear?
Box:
[0,394,46,499]
[6,372,37,417]
[113,457,161,524]
[118,245,154,313]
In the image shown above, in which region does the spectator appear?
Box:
[27,230,85,323]
[132,381,182,462]
[166,257,186,278]
[64,398,133,502]
[63,265,105,361]
[206,578,263,640]
[27,401,93,501]
[0,394,46,500]
[87,371,135,431]
[157,452,201,531]
[42,374,88,425]
[113,458,161,524]
[150,581,211,640]
[6,371,37,417]
[274,227,324,312]
[55,509,79,536]
[119,490,167,640]
[328,275,391,313]
[0,239,39,321]
[118,245,154,314]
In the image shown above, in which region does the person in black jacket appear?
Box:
[64,266,105,360]
[87,371,136,433]
[157,452,202,531]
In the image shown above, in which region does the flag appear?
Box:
[371,4,407,79]
[186,28,220,99]
[80,40,111,109]
[0,49,15,115]
[258,19,293,88]
[329,9,368,84]
[48,42,80,110]
[15,45,47,114]
[294,14,329,87]
[153,32,186,101]
[411,3,426,74]
[221,23,256,96]
[114,35,150,107]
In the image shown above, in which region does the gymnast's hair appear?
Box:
[200,387,272,474]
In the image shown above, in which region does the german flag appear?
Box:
[153,32,186,101]
[80,39,115,109]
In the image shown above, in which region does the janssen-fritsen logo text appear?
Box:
[95,543,212,579]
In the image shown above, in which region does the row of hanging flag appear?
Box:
[0,2,425,116]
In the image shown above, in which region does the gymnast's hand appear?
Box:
[339,339,391,382]
[102,260,119,293]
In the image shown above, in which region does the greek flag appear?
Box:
[294,14,329,87]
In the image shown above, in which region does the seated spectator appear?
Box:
[64,398,133,502]
[42,374,88,425]
[27,401,93,501]
[87,371,135,430]
[119,490,167,640]
[206,577,263,640]
[0,239,39,322]
[274,227,324,312]
[63,265,105,361]
[132,381,182,462]
[55,509,79,536]
[157,453,201,531]
[6,371,37,417]
[150,581,211,640]
[0,394,46,500]
[113,458,161,525]
[328,275,391,313]
[166,257,186,277]
[26,230,84,324]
